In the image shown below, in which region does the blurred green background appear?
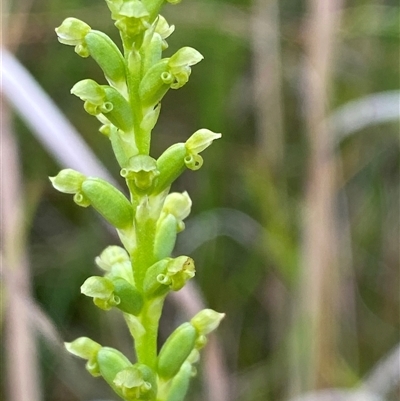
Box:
[1,0,399,400]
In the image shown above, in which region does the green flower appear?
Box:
[106,0,150,40]
[121,155,160,192]
[158,256,195,291]
[185,129,222,170]
[139,47,203,108]
[143,256,195,296]
[81,276,143,315]
[71,79,134,132]
[168,47,203,89]
[65,337,102,376]
[113,364,157,400]
[55,17,91,56]
[81,276,119,310]
[49,169,86,194]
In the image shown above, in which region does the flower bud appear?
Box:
[120,155,160,192]
[81,177,133,229]
[153,213,178,259]
[190,309,225,336]
[157,322,197,379]
[95,245,130,270]
[65,336,102,377]
[97,347,133,398]
[49,169,86,194]
[113,364,157,400]
[95,245,134,283]
[162,191,192,227]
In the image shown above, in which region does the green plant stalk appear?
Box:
[132,216,157,290]
[135,297,164,368]
[52,1,224,400]
[126,54,147,154]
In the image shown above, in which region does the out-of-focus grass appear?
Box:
[1,0,399,400]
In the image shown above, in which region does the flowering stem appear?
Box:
[135,298,165,369]
[132,216,157,290]
[52,1,224,400]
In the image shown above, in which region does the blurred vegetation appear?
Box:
[2,0,399,400]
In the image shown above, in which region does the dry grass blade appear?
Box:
[1,100,42,401]
[251,0,285,172]
[0,48,114,181]
[292,0,344,394]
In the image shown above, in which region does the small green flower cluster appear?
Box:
[51,1,223,400]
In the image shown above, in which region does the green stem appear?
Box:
[156,379,172,401]
[122,39,147,155]
[132,215,157,291]
[128,79,146,154]
[136,126,151,155]
[135,41,154,154]
[135,297,165,369]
